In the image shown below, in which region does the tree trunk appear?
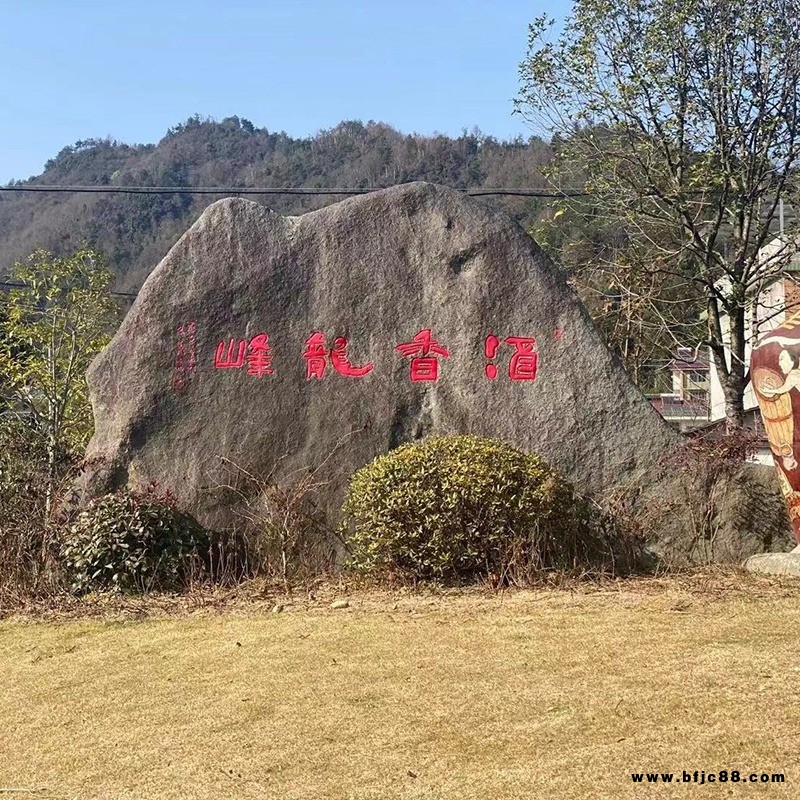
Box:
[45,394,59,520]
[722,377,746,432]
[719,302,748,432]
[45,430,57,519]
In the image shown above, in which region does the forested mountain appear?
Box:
[0,116,555,292]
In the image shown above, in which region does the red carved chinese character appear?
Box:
[172,320,197,391]
[303,332,327,380]
[396,329,450,382]
[246,334,274,377]
[330,337,373,377]
[303,333,373,379]
[505,336,538,381]
[215,338,246,369]
[484,334,500,380]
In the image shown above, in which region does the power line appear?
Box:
[0,184,588,198]
[0,279,137,298]
[2,184,795,207]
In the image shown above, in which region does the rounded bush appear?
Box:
[61,485,208,593]
[341,435,615,584]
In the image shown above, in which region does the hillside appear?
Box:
[0,116,555,292]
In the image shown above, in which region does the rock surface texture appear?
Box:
[80,182,789,561]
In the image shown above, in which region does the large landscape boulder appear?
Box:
[79,182,790,562]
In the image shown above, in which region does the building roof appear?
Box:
[649,394,709,419]
[669,347,709,371]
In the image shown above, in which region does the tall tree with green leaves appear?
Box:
[518,0,800,429]
[0,249,120,511]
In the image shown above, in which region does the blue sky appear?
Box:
[0,0,570,184]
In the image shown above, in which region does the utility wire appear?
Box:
[2,184,795,206]
[0,184,588,198]
[0,279,137,298]
[0,184,793,298]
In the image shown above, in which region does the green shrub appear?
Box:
[341,435,628,584]
[60,485,209,594]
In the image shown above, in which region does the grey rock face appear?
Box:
[79,182,784,561]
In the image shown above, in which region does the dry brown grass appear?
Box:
[1,570,799,799]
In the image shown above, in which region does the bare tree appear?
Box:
[518,0,800,429]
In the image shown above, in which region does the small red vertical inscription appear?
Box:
[215,338,246,369]
[505,336,538,381]
[246,334,274,377]
[396,329,450,382]
[172,320,197,391]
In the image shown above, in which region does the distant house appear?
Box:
[648,347,711,432]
